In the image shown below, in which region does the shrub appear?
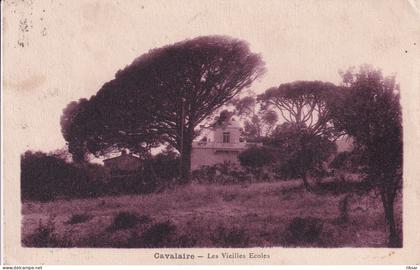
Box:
[108,212,144,231]
[149,152,180,182]
[330,151,351,170]
[66,213,91,225]
[20,151,109,201]
[22,225,57,247]
[268,123,337,187]
[22,221,72,247]
[106,174,156,195]
[192,165,217,182]
[20,150,161,201]
[21,151,86,201]
[239,146,274,180]
[140,221,177,247]
[121,221,196,248]
[286,217,324,244]
[239,146,273,168]
[192,162,248,184]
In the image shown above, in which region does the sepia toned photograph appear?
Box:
[2,0,420,265]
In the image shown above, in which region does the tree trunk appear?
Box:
[386,202,399,247]
[179,128,194,183]
[380,183,400,247]
[302,171,311,191]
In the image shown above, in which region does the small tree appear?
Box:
[238,146,274,180]
[268,123,337,189]
[258,81,341,189]
[330,65,402,247]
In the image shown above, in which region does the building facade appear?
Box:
[103,150,143,175]
[191,119,257,171]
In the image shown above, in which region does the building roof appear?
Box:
[225,118,240,128]
[216,118,240,129]
[103,152,141,162]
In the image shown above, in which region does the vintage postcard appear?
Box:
[2,0,420,265]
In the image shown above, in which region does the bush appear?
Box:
[66,213,91,225]
[108,212,146,231]
[105,173,156,196]
[21,151,91,201]
[238,146,274,168]
[121,221,197,248]
[238,147,274,180]
[286,217,324,244]
[149,152,180,182]
[192,162,249,184]
[22,221,72,247]
[22,225,57,247]
[267,123,337,183]
[140,221,177,247]
[21,150,164,201]
[330,149,365,173]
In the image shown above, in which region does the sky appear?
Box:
[3,0,420,155]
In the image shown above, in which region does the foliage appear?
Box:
[22,224,58,247]
[238,146,274,168]
[286,217,324,244]
[21,151,91,201]
[21,150,156,201]
[22,219,72,247]
[192,162,250,184]
[258,80,340,189]
[108,212,145,231]
[139,221,177,248]
[238,146,274,179]
[66,213,92,225]
[61,36,265,180]
[268,123,337,187]
[232,96,278,141]
[147,150,180,182]
[330,65,402,247]
[60,99,90,163]
[258,81,341,139]
[330,150,364,172]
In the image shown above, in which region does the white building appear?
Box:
[191,119,258,171]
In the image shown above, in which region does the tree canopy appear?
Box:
[232,96,278,141]
[61,36,265,179]
[258,81,340,139]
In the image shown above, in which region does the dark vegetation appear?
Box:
[107,212,143,231]
[66,213,91,225]
[285,217,324,245]
[20,150,179,201]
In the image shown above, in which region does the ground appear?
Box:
[21,178,402,248]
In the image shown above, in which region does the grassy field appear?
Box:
[21,178,402,248]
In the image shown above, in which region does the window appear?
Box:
[223,132,230,143]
